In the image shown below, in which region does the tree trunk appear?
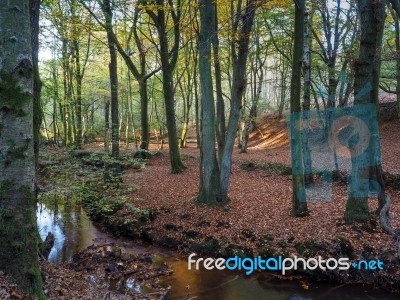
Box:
[219,0,256,202]
[0,1,45,297]
[241,65,263,153]
[147,0,185,173]
[193,40,201,148]
[213,4,226,162]
[51,66,59,144]
[289,0,308,217]
[394,9,400,118]
[302,4,313,185]
[105,97,110,153]
[197,0,221,204]
[103,0,119,158]
[139,80,150,149]
[345,0,386,221]
[71,0,83,149]
[30,0,42,169]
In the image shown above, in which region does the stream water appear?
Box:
[37,199,398,300]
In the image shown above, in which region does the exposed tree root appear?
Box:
[380,195,400,257]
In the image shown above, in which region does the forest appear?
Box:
[1,0,400,299]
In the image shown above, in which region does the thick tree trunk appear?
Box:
[289,0,308,217]
[345,0,385,221]
[0,1,45,298]
[197,0,221,204]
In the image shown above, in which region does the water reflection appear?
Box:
[37,200,95,263]
[162,258,399,300]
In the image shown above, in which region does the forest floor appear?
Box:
[2,116,400,299]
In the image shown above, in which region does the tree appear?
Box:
[345,0,386,221]
[389,0,400,118]
[0,1,45,298]
[31,0,42,168]
[197,0,220,204]
[102,0,120,158]
[81,0,161,151]
[143,0,186,173]
[289,0,308,217]
[218,0,257,202]
[240,18,267,153]
[196,0,257,204]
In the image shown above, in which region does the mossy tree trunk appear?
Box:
[0,1,45,298]
[345,0,385,222]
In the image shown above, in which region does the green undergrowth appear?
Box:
[240,160,292,176]
[38,147,156,237]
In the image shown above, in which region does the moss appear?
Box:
[0,188,45,299]
[277,248,290,258]
[240,161,257,171]
[336,236,355,259]
[240,161,292,175]
[259,234,274,243]
[182,230,201,238]
[241,228,256,241]
[258,243,276,257]
[164,223,180,231]
[223,243,252,258]
[0,72,30,116]
[0,180,12,198]
[8,141,29,161]
[277,239,287,248]
[192,237,221,256]
[295,240,318,258]
[345,197,371,222]
[261,162,292,176]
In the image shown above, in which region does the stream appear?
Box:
[37,199,398,300]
